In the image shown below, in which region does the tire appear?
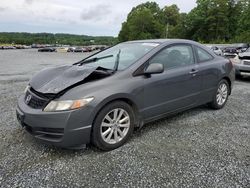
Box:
[208,79,230,109]
[92,101,135,151]
[236,74,243,79]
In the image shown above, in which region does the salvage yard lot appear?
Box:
[0,49,249,187]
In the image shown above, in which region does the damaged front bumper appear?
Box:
[234,61,250,76]
[16,95,94,149]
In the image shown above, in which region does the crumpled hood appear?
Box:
[29,65,99,94]
[239,52,250,58]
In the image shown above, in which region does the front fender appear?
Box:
[91,93,139,120]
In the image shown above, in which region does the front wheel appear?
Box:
[209,79,229,109]
[92,101,135,151]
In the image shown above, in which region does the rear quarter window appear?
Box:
[196,47,214,62]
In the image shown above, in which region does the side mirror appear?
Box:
[144,63,164,75]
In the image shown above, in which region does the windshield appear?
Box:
[81,42,159,70]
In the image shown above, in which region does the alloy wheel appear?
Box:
[216,83,228,106]
[100,108,130,144]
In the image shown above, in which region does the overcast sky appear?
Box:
[0,0,197,36]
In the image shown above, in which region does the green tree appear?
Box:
[206,0,229,42]
[234,0,250,42]
[171,13,188,39]
[160,4,181,38]
[0,32,117,45]
[118,2,164,41]
[184,0,242,43]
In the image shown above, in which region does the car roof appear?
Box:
[124,39,197,44]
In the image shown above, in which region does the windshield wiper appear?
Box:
[74,55,114,66]
[113,49,121,72]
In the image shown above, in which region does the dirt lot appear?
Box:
[0,49,249,187]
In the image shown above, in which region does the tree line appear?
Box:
[0,32,117,46]
[118,0,250,43]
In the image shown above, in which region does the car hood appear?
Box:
[29,65,108,94]
[239,52,250,58]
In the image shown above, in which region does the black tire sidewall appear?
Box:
[92,101,135,151]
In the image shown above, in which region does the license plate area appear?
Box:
[243,61,250,66]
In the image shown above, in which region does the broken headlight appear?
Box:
[43,97,94,112]
[231,56,241,64]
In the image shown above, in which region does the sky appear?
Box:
[0,0,197,36]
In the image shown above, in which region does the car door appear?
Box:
[141,44,203,120]
[193,46,220,103]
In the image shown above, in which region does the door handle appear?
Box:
[189,69,199,75]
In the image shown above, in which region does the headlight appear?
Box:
[43,97,94,112]
[231,56,241,64]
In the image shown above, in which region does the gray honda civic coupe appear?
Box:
[16,39,235,150]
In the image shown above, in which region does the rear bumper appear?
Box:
[16,95,94,149]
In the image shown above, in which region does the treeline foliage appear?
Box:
[118,0,250,43]
[0,32,117,45]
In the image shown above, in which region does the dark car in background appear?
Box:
[233,43,249,53]
[223,47,238,58]
[38,47,56,52]
[73,47,89,53]
[223,47,237,54]
[16,39,235,151]
[67,47,76,52]
[223,43,249,58]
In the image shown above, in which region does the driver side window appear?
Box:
[149,45,195,70]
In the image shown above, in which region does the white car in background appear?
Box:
[232,48,250,77]
[206,45,223,56]
[56,47,69,53]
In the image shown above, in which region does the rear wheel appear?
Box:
[209,79,229,109]
[92,101,135,151]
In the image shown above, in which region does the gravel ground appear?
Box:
[0,49,249,187]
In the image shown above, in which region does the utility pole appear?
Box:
[166,23,169,38]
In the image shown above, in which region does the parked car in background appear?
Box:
[99,46,106,51]
[32,44,46,48]
[16,39,235,151]
[206,45,223,56]
[232,43,249,53]
[56,47,69,53]
[73,47,89,53]
[223,47,238,58]
[0,45,31,50]
[1,46,16,50]
[67,47,76,52]
[86,47,93,52]
[15,45,25,49]
[232,48,250,77]
[38,47,56,52]
[223,43,249,57]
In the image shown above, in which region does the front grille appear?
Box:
[243,61,250,66]
[24,89,50,109]
[239,56,250,60]
[224,54,237,59]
